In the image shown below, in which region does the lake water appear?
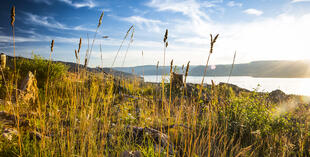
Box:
[143,75,310,96]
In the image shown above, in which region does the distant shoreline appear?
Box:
[114,60,310,78]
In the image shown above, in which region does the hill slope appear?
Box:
[114,60,310,78]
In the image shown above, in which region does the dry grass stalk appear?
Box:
[78,38,82,53]
[10,6,21,155]
[86,11,104,67]
[11,6,16,73]
[199,34,219,99]
[121,26,135,67]
[170,59,173,74]
[184,61,190,88]
[142,50,144,78]
[100,43,103,68]
[227,51,237,83]
[111,25,134,68]
[156,61,159,82]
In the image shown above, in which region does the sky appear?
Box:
[1,0,310,67]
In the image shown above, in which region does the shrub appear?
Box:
[16,54,68,88]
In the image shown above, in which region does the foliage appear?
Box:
[16,54,68,88]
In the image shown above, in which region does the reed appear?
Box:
[100,43,103,68]
[167,59,173,155]
[184,61,190,88]
[142,50,144,78]
[198,34,219,99]
[10,5,22,156]
[163,29,168,68]
[121,26,135,67]
[84,33,90,68]
[111,25,134,68]
[85,11,104,67]
[1,4,309,156]
[11,6,16,71]
[227,51,237,83]
[156,61,159,82]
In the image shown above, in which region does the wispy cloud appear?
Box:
[227,1,242,7]
[146,0,217,38]
[24,12,96,32]
[30,0,97,8]
[291,0,310,3]
[146,0,211,22]
[58,0,96,8]
[31,0,52,5]
[243,9,263,16]
[122,16,163,32]
[0,35,39,43]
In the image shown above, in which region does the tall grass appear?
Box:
[111,25,134,68]
[0,7,309,157]
[198,34,219,99]
[227,51,237,83]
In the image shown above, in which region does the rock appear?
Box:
[171,72,183,88]
[0,111,29,127]
[0,111,47,141]
[126,125,174,155]
[268,89,287,103]
[218,82,250,94]
[2,127,18,141]
[120,150,142,157]
[18,71,38,104]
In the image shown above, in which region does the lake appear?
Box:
[143,75,310,96]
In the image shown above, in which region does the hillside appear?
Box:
[114,60,310,78]
[5,55,140,79]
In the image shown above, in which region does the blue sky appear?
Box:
[1,0,310,67]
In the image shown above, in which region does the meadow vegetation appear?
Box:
[0,5,309,157]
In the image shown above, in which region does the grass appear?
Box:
[0,6,309,157]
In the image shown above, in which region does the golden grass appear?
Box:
[0,7,309,157]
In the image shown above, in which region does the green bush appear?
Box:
[16,54,68,88]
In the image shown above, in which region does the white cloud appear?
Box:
[227,1,242,7]
[31,0,52,5]
[140,0,310,66]
[24,13,96,32]
[243,8,263,16]
[291,0,310,3]
[0,35,39,43]
[58,0,96,8]
[121,16,163,32]
[146,0,211,22]
[30,0,97,8]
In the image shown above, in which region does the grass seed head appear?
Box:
[185,61,190,78]
[84,58,88,67]
[51,40,54,52]
[156,61,159,70]
[170,59,173,74]
[98,11,104,28]
[75,49,78,60]
[164,29,168,43]
[11,6,15,27]
[210,34,219,54]
[78,38,82,53]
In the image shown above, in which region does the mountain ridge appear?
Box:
[113,60,310,78]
